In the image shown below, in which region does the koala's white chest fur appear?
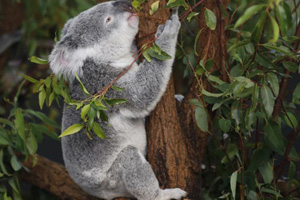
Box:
[109,114,147,155]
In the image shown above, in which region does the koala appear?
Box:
[49,1,186,200]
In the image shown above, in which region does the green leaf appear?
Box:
[59,123,84,138]
[288,161,296,187]
[260,85,274,117]
[150,1,159,15]
[87,107,96,130]
[81,104,91,120]
[104,98,128,106]
[52,76,61,95]
[8,178,20,194]
[38,89,46,110]
[0,150,9,175]
[75,73,91,95]
[92,122,106,139]
[165,0,189,9]
[0,130,10,145]
[219,118,231,132]
[264,120,285,155]
[230,171,238,200]
[231,101,242,131]
[26,132,37,155]
[207,74,226,85]
[284,112,298,128]
[15,109,25,141]
[93,101,107,110]
[228,40,250,52]
[187,12,199,22]
[202,88,223,97]
[261,187,282,197]
[28,56,48,64]
[99,110,108,122]
[267,73,279,97]
[282,61,298,73]
[111,85,124,92]
[10,156,22,171]
[255,53,276,69]
[142,48,151,62]
[275,5,287,35]
[0,118,14,128]
[258,161,273,184]
[205,8,217,30]
[268,14,279,42]
[292,83,300,104]
[24,109,60,128]
[20,74,38,83]
[148,46,172,61]
[194,28,203,56]
[248,147,272,171]
[262,43,293,56]
[132,0,146,10]
[189,99,202,106]
[195,102,208,132]
[221,144,239,164]
[234,4,266,28]
[3,193,12,200]
[251,11,267,43]
[31,123,58,140]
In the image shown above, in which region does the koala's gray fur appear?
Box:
[49,1,186,199]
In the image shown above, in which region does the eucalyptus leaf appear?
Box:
[260,85,274,117]
[28,56,48,64]
[195,102,208,132]
[205,8,217,30]
[234,4,266,28]
[75,73,91,95]
[149,1,159,15]
[92,122,106,139]
[15,109,25,141]
[230,171,238,200]
[59,123,84,138]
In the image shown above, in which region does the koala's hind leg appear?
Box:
[113,145,187,200]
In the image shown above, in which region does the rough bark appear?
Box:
[135,0,193,195]
[141,0,228,199]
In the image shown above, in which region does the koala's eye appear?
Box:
[106,17,111,23]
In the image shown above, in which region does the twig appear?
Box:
[179,0,206,21]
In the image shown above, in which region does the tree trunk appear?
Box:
[140,0,228,199]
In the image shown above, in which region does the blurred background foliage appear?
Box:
[0,0,299,199]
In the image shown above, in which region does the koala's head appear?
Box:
[49,0,139,79]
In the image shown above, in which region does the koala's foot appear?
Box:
[154,188,187,200]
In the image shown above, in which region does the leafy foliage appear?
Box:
[0,82,59,199]
[179,0,300,199]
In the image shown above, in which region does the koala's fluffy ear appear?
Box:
[49,19,86,80]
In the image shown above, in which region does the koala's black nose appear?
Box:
[113,0,133,11]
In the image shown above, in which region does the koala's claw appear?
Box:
[155,24,165,38]
[171,7,179,16]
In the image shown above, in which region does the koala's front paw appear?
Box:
[155,188,187,200]
[155,12,181,39]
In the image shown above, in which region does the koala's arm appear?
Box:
[116,14,181,118]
